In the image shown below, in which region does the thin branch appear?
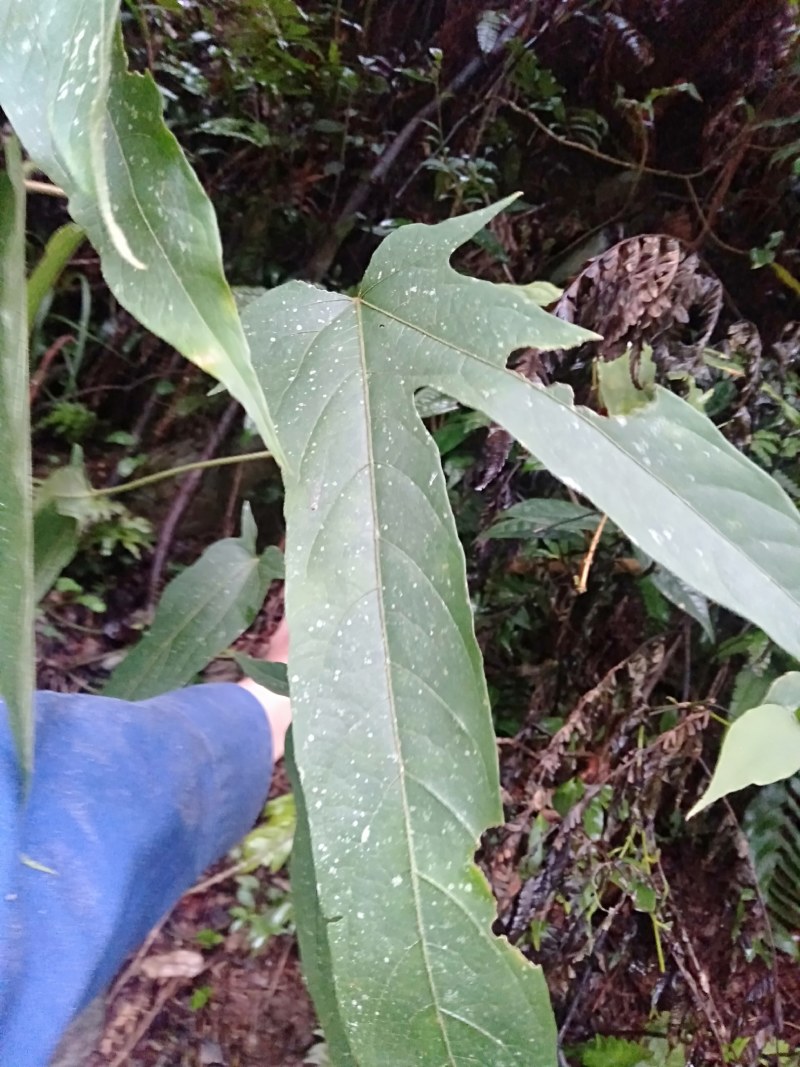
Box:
[501,98,720,181]
[147,398,242,607]
[684,178,750,257]
[29,334,74,404]
[576,514,608,594]
[304,14,528,282]
[24,179,66,198]
[49,448,273,501]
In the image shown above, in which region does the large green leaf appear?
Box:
[0,137,35,775]
[384,256,800,664]
[244,197,800,1064]
[104,510,283,701]
[244,205,590,1067]
[0,5,284,464]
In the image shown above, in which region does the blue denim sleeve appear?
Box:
[0,684,273,1067]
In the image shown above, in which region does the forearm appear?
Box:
[0,683,272,1067]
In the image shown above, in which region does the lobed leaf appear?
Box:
[0,137,35,775]
[245,197,800,1063]
[244,199,591,1066]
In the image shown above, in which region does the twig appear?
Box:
[720,792,785,1040]
[664,907,729,1057]
[106,920,168,1005]
[146,398,241,608]
[684,177,750,257]
[24,179,66,198]
[29,334,74,404]
[185,861,245,896]
[264,937,294,1005]
[576,514,607,593]
[106,977,181,1067]
[222,460,244,539]
[500,98,718,181]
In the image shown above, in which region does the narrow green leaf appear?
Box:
[688,697,800,818]
[0,136,35,775]
[27,222,85,332]
[104,525,283,701]
[0,7,284,464]
[233,655,290,698]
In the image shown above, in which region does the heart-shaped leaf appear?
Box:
[0,5,284,463]
[689,674,800,818]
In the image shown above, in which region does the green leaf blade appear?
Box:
[689,697,800,818]
[233,655,290,698]
[104,527,282,701]
[286,734,358,1067]
[0,137,35,775]
[27,222,85,332]
[33,460,96,601]
[247,198,800,1063]
[484,498,601,541]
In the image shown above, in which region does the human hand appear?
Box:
[237,617,292,761]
